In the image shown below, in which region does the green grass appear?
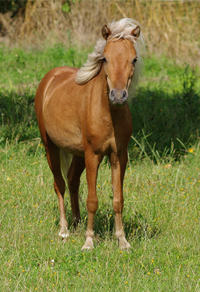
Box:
[0,44,200,92]
[142,55,200,93]
[0,44,88,89]
[0,141,200,291]
[129,65,200,159]
[0,44,200,291]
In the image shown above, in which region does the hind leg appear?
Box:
[67,155,85,226]
[45,138,69,238]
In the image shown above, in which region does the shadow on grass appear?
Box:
[129,66,200,160]
[0,89,38,144]
[59,202,160,242]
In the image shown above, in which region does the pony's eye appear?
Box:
[102,57,107,63]
[132,57,138,65]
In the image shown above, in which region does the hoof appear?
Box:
[119,238,131,250]
[59,226,70,239]
[81,237,94,250]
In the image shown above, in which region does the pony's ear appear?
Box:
[102,25,111,40]
[131,25,140,39]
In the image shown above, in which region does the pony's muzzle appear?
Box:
[109,89,128,107]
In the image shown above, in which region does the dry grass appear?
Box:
[0,0,200,64]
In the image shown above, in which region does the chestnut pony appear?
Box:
[35,18,143,250]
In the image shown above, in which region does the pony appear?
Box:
[35,18,144,250]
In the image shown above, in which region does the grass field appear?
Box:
[0,44,200,291]
[1,140,200,291]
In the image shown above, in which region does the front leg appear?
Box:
[82,150,101,250]
[110,151,131,250]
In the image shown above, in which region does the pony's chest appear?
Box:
[87,133,113,155]
[85,115,130,155]
[84,115,112,152]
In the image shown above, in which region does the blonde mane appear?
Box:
[76,18,144,87]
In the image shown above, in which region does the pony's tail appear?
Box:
[59,149,73,182]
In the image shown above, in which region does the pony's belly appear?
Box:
[47,127,84,156]
[43,91,84,156]
[43,114,84,156]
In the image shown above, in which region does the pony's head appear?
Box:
[76,18,144,107]
[102,23,140,106]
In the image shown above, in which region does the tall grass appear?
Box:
[0,0,200,65]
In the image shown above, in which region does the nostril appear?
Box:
[110,89,115,100]
[122,90,127,100]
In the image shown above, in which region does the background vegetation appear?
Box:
[0,0,200,65]
[0,1,200,291]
